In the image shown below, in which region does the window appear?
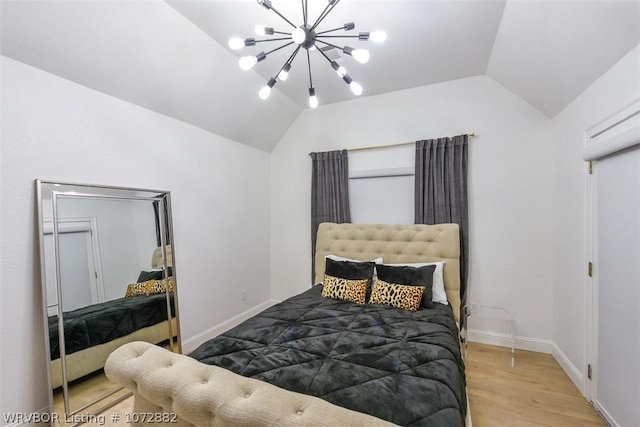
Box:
[348,145,414,224]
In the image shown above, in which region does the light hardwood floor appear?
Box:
[85,343,606,426]
[465,342,606,427]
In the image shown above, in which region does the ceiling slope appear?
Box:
[0,0,301,152]
[488,0,640,117]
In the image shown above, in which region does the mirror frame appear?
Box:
[36,180,181,424]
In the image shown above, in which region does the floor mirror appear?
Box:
[36,180,181,425]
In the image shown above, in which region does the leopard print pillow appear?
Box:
[321,274,368,304]
[125,277,175,298]
[368,279,425,312]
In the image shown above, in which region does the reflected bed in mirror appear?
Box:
[36,180,181,425]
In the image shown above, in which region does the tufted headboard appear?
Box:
[314,222,461,324]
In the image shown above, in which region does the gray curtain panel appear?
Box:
[415,135,469,323]
[310,149,351,282]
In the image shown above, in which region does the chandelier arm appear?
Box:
[316,25,353,36]
[315,39,344,51]
[267,4,297,28]
[286,45,301,64]
[306,49,313,88]
[316,35,361,39]
[310,0,340,31]
[264,41,296,57]
[252,37,295,44]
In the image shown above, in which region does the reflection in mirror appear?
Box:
[36,181,180,425]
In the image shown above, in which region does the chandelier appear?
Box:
[229,0,387,108]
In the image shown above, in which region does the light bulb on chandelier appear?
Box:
[238,56,257,70]
[229,0,386,108]
[351,49,369,64]
[350,81,363,96]
[228,37,245,51]
[278,63,292,81]
[370,30,387,43]
[308,87,319,109]
[238,51,266,71]
[259,78,277,100]
[342,46,369,64]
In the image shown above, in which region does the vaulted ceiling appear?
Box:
[2,0,639,152]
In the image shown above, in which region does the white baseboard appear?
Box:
[181,300,278,354]
[593,399,620,427]
[466,328,553,354]
[551,342,585,396]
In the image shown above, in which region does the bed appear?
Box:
[50,277,177,388]
[105,223,468,426]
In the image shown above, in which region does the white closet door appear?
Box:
[595,144,640,427]
[59,231,94,311]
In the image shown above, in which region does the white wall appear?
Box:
[0,56,271,418]
[270,75,555,351]
[551,44,640,394]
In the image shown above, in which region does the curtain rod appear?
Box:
[309,133,476,156]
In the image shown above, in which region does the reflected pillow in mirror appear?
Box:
[125,277,175,298]
[137,268,173,282]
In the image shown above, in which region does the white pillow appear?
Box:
[387,261,448,305]
[325,255,383,280]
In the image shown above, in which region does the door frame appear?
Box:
[584,100,640,423]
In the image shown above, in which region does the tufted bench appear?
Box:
[105,341,397,427]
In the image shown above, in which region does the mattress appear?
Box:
[190,285,466,426]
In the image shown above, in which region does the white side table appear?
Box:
[462,304,516,367]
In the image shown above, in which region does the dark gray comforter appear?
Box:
[190,285,466,426]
